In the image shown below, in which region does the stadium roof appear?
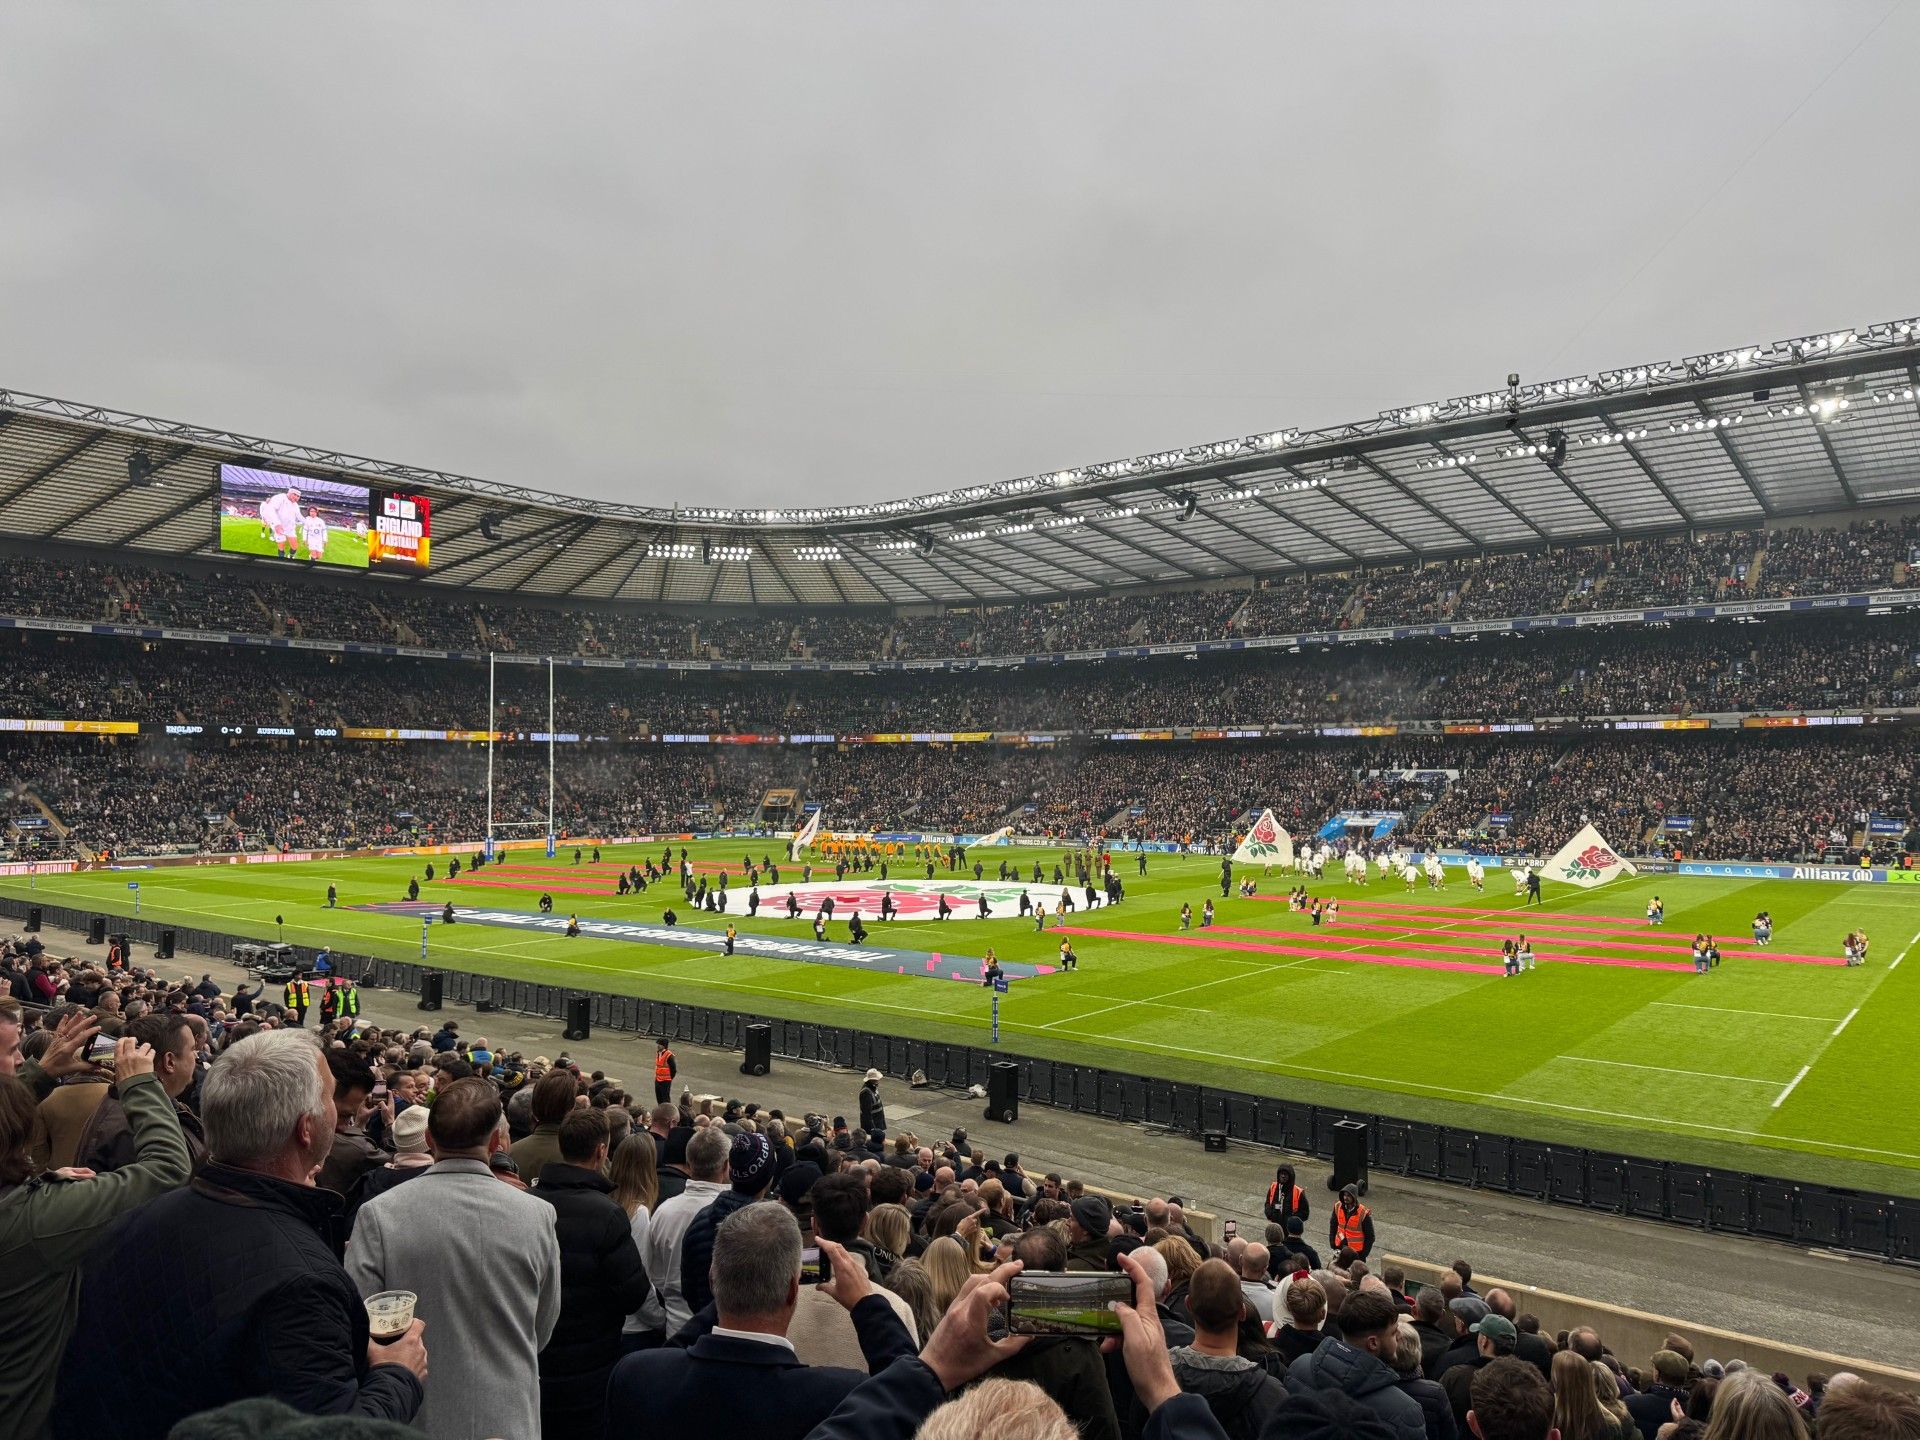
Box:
[5,315,1920,608]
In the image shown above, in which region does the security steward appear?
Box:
[283,973,311,1026]
[1329,1182,1374,1263]
[654,1038,678,1104]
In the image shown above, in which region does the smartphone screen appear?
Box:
[1223,1218,1237,1239]
[1007,1272,1129,1336]
[372,1084,389,1099]
[799,1246,832,1284]
[86,1035,118,1073]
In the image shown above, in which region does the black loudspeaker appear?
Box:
[25,906,41,932]
[1331,1119,1370,1195]
[155,928,176,960]
[1203,1131,1228,1153]
[985,1061,1019,1123]
[475,999,496,1013]
[87,916,106,946]
[741,1022,771,1076]
[564,995,592,1041]
[418,972,443,1011]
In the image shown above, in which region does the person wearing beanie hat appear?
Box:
[1066,1193,1113,1271]
[343,1104,435,1223]
[778,1160,824,1221]
[676,1132,778,1318]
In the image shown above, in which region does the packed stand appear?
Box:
[1,987,1900,1440]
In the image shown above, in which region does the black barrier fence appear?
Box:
[9,896,1916,1263]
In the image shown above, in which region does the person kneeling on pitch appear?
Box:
[564,913,580,937]
[442,901,456,925]
[1058,940,1077,971]
[848,911,867,944]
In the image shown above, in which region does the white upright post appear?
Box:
[485,651,496,861]
[547,659,556,858]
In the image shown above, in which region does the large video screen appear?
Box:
[369,490,431,570]
[217,464,369,568]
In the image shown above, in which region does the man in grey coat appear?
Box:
[347,1079,561,1440]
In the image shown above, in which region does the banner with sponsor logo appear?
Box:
[1544,824,1638,888]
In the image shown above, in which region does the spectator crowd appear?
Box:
[3,951,1913,1440]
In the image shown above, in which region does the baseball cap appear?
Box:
[1471,1315,1517,1343]
[1449,1296,1489,1327]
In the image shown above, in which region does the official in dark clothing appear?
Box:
[54,1031,425,1440]
[1263,1164,1309,1228]
[534,1108,652,1440]
[859,1071,887,1137]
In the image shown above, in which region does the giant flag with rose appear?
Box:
[1543,823,1639,889]
[1232,809,1295,867]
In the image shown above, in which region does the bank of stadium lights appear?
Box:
[707,543,753,563]
[647,541,697,560]
[870,538,918,552]
[792,545,842,562]
[1415,453,1478,471]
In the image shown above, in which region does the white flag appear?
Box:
[1232,810,1295,867]
[1542,823,1639,889]
[977,825,1014,847]
[789,809,822,860]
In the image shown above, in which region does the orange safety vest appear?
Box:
[1333,1202,1370,1253]
[1267,1181,1303,1215]
[654,1050,674,1084]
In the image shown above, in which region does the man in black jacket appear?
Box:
[680,1131,780,1317]
[534,1106,650,1440]
[54,1030,426,1439]
[859,1069,886,1138]
[1623,1351,1692,1440]
[608,1215,915,1440]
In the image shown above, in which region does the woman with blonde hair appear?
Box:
[1702,1369,1808,1440]
[921,1234,974,1320]
[1593,1361,1635,1439]
[1155,1234,1204,1321]
[1554,1349,1621,1440]
[865,1202,910,1274]
[610,1133,666,1351]
[881,1258,941,1345]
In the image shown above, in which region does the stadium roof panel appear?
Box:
[5,314,1920,607]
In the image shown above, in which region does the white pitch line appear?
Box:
[1651,1001,1840,1023]
[1773,1066,1812,1109]
[1891,925,1920,970]
[1830,1006,1860,1037]
[1035,961,1313,1030]
[1556,1055,1789,1086]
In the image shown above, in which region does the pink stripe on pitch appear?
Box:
[1263,895,1778,949]
[1050,927,1503,975]
[1214,917,1831,965]
[1057,926,1722,975]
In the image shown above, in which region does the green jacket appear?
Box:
[0,1068,192,1439]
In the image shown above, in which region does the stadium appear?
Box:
[7,8,1920,1433]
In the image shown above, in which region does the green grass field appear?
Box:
[10,842,1920,1195]
[219,514,368,568]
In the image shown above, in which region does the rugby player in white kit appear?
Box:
[300,507,329,562]
[258,486,303,560]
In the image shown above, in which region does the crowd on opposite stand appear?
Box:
[2,517,1915,662]
[2,729,1913,866]
[4,945,1914,1440]
[1,611,1916,739]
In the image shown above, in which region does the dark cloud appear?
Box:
[0,2,1911,509]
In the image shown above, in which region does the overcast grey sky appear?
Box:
[1,2,1912,510]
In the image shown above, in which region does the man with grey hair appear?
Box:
[54,1030,427,1439]
[646,1123,731,1334]
[607,1206,914,1438]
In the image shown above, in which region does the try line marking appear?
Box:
[1771,927,1918,1108]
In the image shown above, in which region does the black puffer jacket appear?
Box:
[1288,1336,1426,1440]
[534,1163,651,1430]
[54,1163,422,1440]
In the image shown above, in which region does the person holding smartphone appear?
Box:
[0,1022,192,1440]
